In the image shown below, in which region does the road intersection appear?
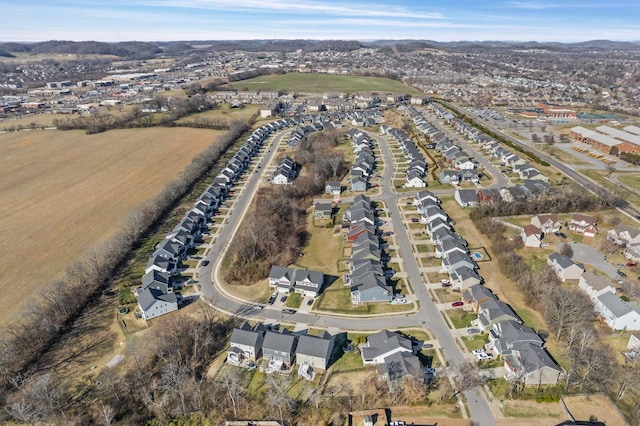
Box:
[192,119,498,425]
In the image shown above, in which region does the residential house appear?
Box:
[350,272,392,305]
[296,331,335,372]
[435,237,468,259]
[137,287,178,321]
[325,181,341,198]
[442,251,476,274]
[413,190,439,207]
[578,271,616,302]
[450,266,483,291]
[314,202,333,219]
[569,214,597,237]
[145,253,177,275]
[486,320,543,356]
[475,298,522,331]
[478,188,501,204]
[440,170,460,185]
[531,214,561,234]
[268,266,324,297]
[607,224,640,247]
[377,350,423,386]
[405,170,426,188]
[547,253,585,282]
[504,345,562,385]
[262,330,298,367]
[521,225,542,248]
[351,176,368,192]
[454,189,479,208]
[463,284,496,312]
[228,323,266,365]
[595,292,640,331]
[360,330,414,365]
[154,238,187,263]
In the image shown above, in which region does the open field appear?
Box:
[562,394,629,426]
[175,104,260,124]
[0,127,222,326]
[226,73,422,95]
[1,114,59,129]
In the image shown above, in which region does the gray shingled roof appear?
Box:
[263,330,297,353]
[137,287,177,311]
[597,292,640,318]
[230,324,264,348]
[361,330,412,360]
[296,332,334,359]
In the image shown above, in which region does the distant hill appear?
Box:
[0,40,161,59]
[0,48,15,58]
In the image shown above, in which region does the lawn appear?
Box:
[226,73,421,95]
[433,288,463,303]
[446,309,477,329]
[316,280,413,315]
[291,215,345,276]
[285,291,302,308]
[582,169,640,210]
[460,334,487,352]
[226,279,274,304]
[175,103,260,125]
[0,127,224,326]
[616,173,640,192]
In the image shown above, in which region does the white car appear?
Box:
[475,352,492,360]
[472,349,485,355]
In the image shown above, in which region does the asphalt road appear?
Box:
[197,125,497,425]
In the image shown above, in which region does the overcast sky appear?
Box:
[2,0,640,42]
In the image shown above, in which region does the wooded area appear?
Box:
[225,130,347,285]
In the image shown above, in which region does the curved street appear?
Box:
[195,121,496,425]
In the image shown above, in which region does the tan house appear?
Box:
[578,271,616,302]
[530,214,561,234]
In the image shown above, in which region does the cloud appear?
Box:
[133,0,444,19]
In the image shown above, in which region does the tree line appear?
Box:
[0,121,249,417]
[52,95,222,134]
[470,186,640,422]
[224,130,347,285]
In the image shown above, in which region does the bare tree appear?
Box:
[96,403,115,426]
[557,242,574,258]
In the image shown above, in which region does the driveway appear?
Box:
[570,242,617,279]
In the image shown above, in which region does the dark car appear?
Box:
[627,262,637,267]
[282,309,296,314]
[202,260,209,266]
[280,295,287,303]
[307,299,314,306]
[411,218,419,223]
[617,270,627,278]
[451,301,464,307]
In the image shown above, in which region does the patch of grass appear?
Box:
[316,281,412,315]
[226,73,421,94]
[433,288,462,303]
[416,244,430,253]
[446,309,477,329]
[460,334,487,352]
[285,291,302,308]
[331,349,365,372]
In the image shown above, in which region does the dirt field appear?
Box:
[562,395,629,426]
[0,127,222,326]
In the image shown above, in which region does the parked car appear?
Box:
[202,260,209,266]
[617,270,627,278]
[411,217,419,223]
[472,349,485,355]
[282,309,296,314]
[421,343,434,349]
[476,353,492,360]
[626,262,637,267]
[280,295,287,303]
[307,299,314,306]
[252,305,264,310]
[451,301,464,307]
[467,328,480,334]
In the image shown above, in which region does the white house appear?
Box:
[521,225,542,248]
[578,271,616,302]
[137,287,178,321]
[360,330,413,365]
[594,292,640,331]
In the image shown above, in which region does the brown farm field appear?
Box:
[0,127,223,326]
